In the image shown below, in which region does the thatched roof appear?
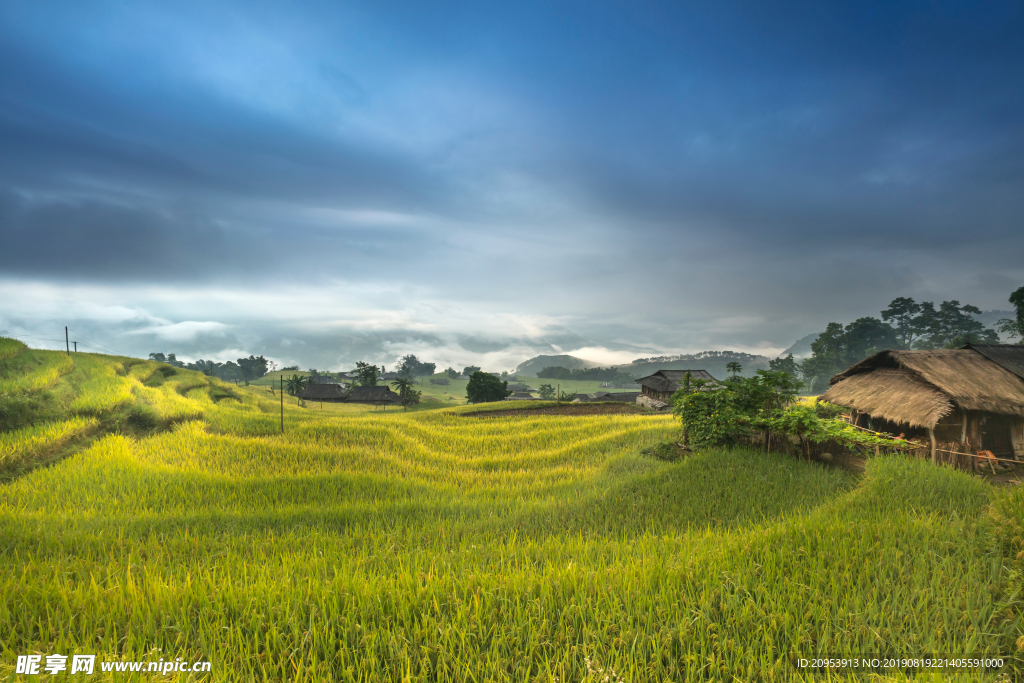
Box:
[635,369,717,393]
[962,343,1024,381]
[298,383,349,400]
[347,386,401,404]
[821,348,1024,428]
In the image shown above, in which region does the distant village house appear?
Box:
[634,369,718,410]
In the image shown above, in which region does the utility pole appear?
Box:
[65,327,70,356]
[72,341,77,353]
[280,376,285,433]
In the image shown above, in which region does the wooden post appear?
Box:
[65,327,70,356]
[929,427,936,465]
[72,341,77,352]
[280,376,284,433]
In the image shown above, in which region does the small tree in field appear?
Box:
[538,383,555,400]
[355,361,380,386]
[466,371,510,403]
[672,370,801,450]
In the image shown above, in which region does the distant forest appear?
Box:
[798,288,1023,392]
[535,366,634,382]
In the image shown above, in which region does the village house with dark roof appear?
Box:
[634,369,718,409]
[297,383,349,402]
[346,385,402,405]
[505,391,539,401]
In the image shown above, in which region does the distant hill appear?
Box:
[614,350,772,380]
[514,354,600,377]
[781,333,820,359]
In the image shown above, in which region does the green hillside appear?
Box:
[1,339,1021,681]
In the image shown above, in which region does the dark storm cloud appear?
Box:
[1,0,1022,363]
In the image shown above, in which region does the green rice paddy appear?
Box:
[0,340,1021,681]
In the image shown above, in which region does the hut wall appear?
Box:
[933,413,966,444]
[1012,420,1024,459]
[982,415,1019,459]
[968,415,981,450]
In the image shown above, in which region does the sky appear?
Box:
[1,0,1022,371]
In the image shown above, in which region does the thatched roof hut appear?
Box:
[820,345,1024,462]
[346,385,401,405]
[297,383,349,402]
[822,347,1024,428]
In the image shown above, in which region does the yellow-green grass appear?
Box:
[0,348,74,393]
[0,416,97,472]
[0,336,27,361]
[0,349,1021,681]
[68,355,138,415]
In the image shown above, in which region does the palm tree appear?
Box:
[285,374,307,396]
[726,361,742,378]
[391,377,419,411]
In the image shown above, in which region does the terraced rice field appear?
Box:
[0,340,1021,681]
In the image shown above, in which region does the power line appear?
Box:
[72,333,127,357]
[0,331,130,358]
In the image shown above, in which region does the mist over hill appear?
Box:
[514,350,774,380]
[781,333,819,359]
[513,355,601,377]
